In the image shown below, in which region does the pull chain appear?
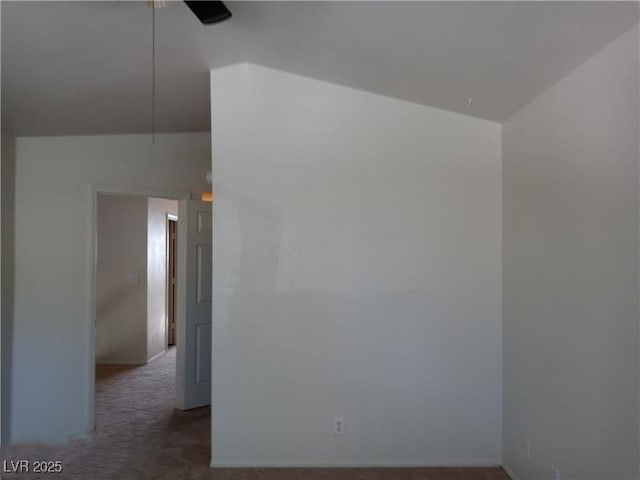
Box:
[152,4,156,144]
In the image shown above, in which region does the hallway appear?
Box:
[1,349,509,479]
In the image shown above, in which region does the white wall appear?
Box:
[210,64,502,466]
[502,25,640,480]
[147,197,178,361]
[96,195,148,365]
[9,133,210,443]
[1,132,16,445]
[0,134,4,444]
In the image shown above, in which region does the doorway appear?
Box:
[94,194,178,367]
[167,215,178,347]
[88,184,190,433]
[88,185,213,432]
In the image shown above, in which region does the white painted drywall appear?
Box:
[502,25,640,479]
[9,133,210,443]
[1,132,16,446]
[147,197,178,362]
[210,64,502,466]
[95,194,148,365]
[1,2,4,446]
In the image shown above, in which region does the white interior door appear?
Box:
[176,199,212,410]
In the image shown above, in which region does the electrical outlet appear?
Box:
[551,465,560,480]
[526,439,531,461]
[333,417,344,435]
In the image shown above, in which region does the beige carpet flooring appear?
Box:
[1,348,510,480]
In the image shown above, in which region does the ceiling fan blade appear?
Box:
[184,1,231,24]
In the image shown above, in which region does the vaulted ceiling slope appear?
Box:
[2,1,638,136]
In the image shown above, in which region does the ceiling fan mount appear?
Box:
[147,1,231,25]
[184,1,231,24]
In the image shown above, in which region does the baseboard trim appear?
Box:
[146,350,167,364]
[210,459,502,468]
[502,464,520,480]
[95,360,144,366]
[500,466,639,480]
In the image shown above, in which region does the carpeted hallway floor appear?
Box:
[1,348,510,480]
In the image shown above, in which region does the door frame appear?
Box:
[166,213,178,349]
[86,183,192,431]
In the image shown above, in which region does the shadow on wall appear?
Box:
[1,134,16,445]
